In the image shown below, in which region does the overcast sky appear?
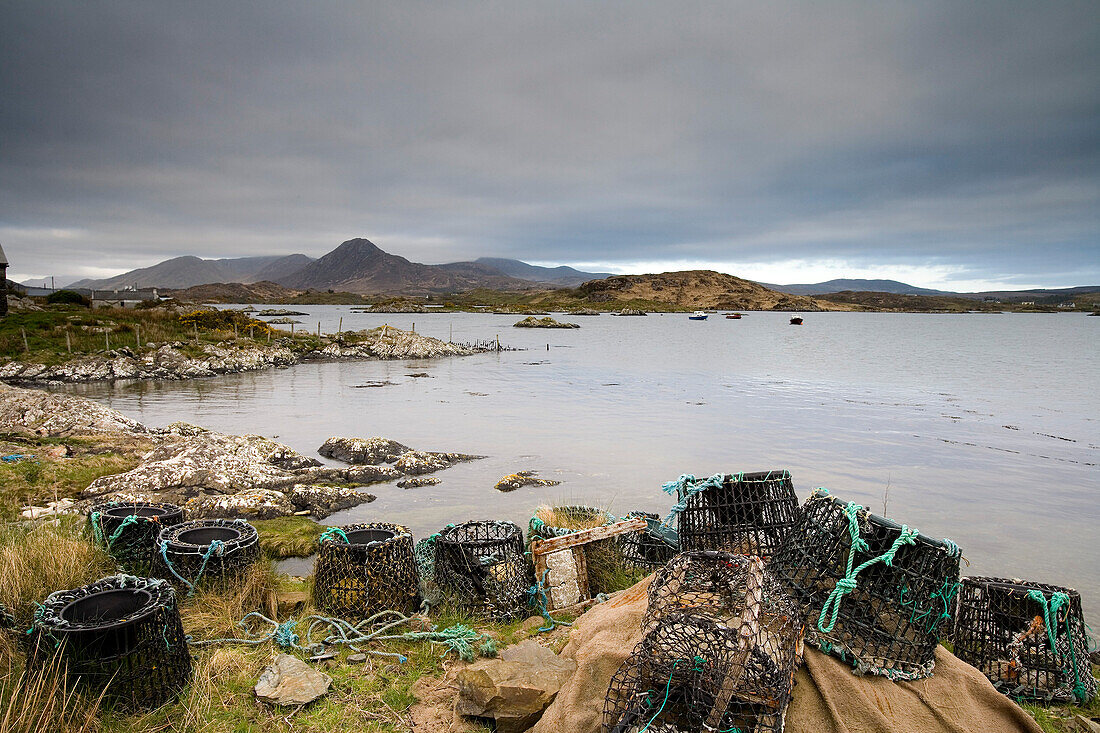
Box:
[1,2,1097,290]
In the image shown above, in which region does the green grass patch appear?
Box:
[253,516,322,558]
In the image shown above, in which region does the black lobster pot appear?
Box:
[28,575,191,710]
[618,511,679,571]
[673,471,799,557]
[156,519,259,591]
[768,489,961,680]
[433,520,531,621]
[313,522,420,618]
[605,551,803,733]
[88,501,184,574]
[952,577,1097,704]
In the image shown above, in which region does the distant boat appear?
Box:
[689,311,708,320]
[725,313,742,319]
[789,315,803,325]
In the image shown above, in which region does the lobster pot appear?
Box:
[530,505,628,595]
[313,523,419,618]
[156,519,259,591]
[605,605,801,732]
[433,520,531,621]
[768,490,961,680]
[618,512,678,572]
[674,471,799,556]
[28,575,191,710]
[952,577,1097,704]
[88,501,184,574]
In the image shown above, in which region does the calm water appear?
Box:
[57,309,1100,623]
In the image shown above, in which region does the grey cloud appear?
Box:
[1,1,1097,288]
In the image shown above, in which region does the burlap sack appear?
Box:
[530,576,1044,733]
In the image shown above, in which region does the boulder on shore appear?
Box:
[318,436,411,464]
[254,654,331,706]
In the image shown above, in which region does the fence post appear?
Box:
[21,328,28,352]
[65,330,71,354]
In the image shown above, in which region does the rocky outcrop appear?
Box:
[513,317,580,329]
[80,431,387,519]
[494,471,562,492]
[318,436,411,465]
[1,327,491,385]
[455,640,576,733]
[0,382,146,435]
[610,308,647,316]
[254,654,331,706]
[394,450,483,475]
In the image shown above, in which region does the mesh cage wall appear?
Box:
[675,471,799,557]
[768,490,961,680]
[433,520,531,621]
[156,518,260,591]
[952,576,1097,704]
[313,522,420,618]
[28,575,191,710]
[88,501,184,575]
[605,552,802,733]
[619,511,679,571]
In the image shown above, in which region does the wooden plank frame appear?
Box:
[530,518,647,611]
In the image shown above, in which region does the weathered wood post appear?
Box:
[316,322,320,338]
[65,330,71,353]
[21,328,29,352]
[449,323,453,343]
[135,324,140,348]
[496,334,501,351]
[705,556,766,729]
[105,330,110,351]
[338,317,342,335]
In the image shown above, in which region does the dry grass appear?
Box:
[532,504,609,532]
[0,519,114,625]
[1,641,105,733]
[179,561,280,642]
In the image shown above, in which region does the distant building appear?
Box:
[1019,300,1035,306]
[0,242,7,316]
[90,288,160,309]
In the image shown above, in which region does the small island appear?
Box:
[513,316,580,329]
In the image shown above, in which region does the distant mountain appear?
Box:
[764,279,946,296]
[467,257,613,286]
[579,270,831,311]
[70,254,315,290]
[280,238,538,295]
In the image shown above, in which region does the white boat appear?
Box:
[688,311,708,320]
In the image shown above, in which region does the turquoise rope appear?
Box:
[106,515,141,546]
[319,526,350,544]
[817,502,918,634]
[159,538,226,597]
[526,568,573,633]
[1027,589,1088,703]
[660,473,729,528]
[638,659,680,732]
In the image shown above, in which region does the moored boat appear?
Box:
[789,315,803,325]
[688,311,708,320]
[725,313,742,319]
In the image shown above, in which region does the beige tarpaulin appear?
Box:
[530,576,1044,733]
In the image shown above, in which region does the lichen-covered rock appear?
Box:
[396,476,442,489]
[186,488,296,519]
[0,382,146,435]
[513,316,580,329]
[318,436,411,464]
[305,464,402,485]
[494,471,562,492]
[394,450,484,475]
[255,654,331,706]
[288,484,375,519]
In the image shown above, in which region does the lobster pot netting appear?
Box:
[28,575,191,710]
[669,471,799,557]
[425,520,531,621]
[313,523,420,618]
[529,505,631,595]
[88,501,184,575]
[768,490,961,680]
[952,577,1097,704]
[605,553,802,733]
[156,519,260,591]
[619,511,679,572]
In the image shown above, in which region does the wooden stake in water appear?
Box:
[21,328,28,352]
[338,317,342,335]
[449,323,453,343]
[496,334,500,351]
[412,322,415,333]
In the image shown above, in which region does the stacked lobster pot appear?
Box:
[768,488,962,680]
[604,551,804,733]
[416,520,531,621]
[27,575,191,710]
[664,471,799,557]
[952,577,1096,704]
[156,518,260,593]
[618,511,679,572]
[313,522,420,617]
[87,501,184,575]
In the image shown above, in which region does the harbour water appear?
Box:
[57,308,1100,621]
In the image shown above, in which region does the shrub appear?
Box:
[45,291,89,307]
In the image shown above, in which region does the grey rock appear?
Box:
[396,476,442,489]
[0,382,146,436]
[347,653,367,664]
[394,450,484,475]
[454,640,576,733]
[186,488,296,520]
[318,436,411,465]
[254,653,331,706]
[288,484,375,519]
